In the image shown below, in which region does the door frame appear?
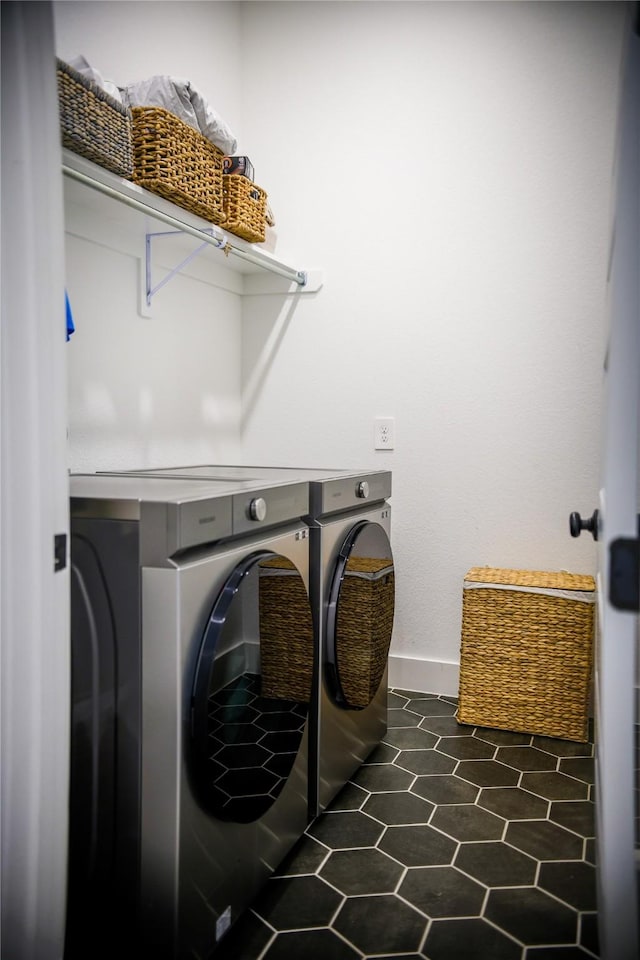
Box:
[594,12,640,959]
[1,4,70,959]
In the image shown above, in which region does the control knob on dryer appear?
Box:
[356,481,370,499]
[249,497,267,521]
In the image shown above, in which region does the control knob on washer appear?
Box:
[356,481,370,499]
[249,497,267,522]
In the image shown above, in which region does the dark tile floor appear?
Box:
[213,688,598,959]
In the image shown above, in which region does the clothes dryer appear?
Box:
[98,465,394,821]
[67,473,314,960]
[304,469,394,819]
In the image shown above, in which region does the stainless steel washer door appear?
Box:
[189,550,314,823]
[325,520,395,710]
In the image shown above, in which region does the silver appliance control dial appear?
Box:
[249,497,267,521]
[356,481,370,499]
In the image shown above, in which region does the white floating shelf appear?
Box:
[61,149,322,299]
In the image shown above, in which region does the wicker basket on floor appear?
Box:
[57,58,133,178]
[222,174,267,243]
[130,106,225,224]
[335,556,395,708]
[258,557,314,703]
[457,567,596,742]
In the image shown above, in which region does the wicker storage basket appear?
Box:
[57,58,133,178]
[457,567,596,742]
[335,556,395,708]
[130,106,225,224]
[259,558,314,703]
[222,174,267,243]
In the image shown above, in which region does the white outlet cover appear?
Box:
[374,417,395,450]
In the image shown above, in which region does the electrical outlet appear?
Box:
[374,417,395,450]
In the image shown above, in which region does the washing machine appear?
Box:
[66,472,314,959]
[98,465,394,821]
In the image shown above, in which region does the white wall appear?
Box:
[54,1,627,694]
[239,0,627,691]
[54,0,244,142]
[56,0,247,470]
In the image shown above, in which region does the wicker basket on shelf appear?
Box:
[457,567,596,742]
[130,106,225,224]
[57,58,133,178]
[222,174,267,243]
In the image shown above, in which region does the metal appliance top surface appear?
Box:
[71,472,263,505]
[97,464,392,517]
[70,472,310,560]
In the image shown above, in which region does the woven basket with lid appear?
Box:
[457,567,596,742]
[335,556,395,708]
[258,557,314,703]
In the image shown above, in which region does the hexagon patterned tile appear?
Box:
[211,688,600,959]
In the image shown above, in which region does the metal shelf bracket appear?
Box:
[139,227,318,315]
[143,228,225,311]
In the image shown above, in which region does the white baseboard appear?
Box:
[389,655,460,698]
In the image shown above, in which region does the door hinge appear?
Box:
[609,535,639,612]
[54,533,67,572]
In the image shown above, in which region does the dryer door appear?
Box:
[189,549,314,824]
[326,520,395,710]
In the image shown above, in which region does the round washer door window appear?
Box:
[189,550,314,823]
[326,521,395,710]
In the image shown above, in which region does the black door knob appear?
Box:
[569,509,599,541]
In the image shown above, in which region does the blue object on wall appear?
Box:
[65,290,75,341]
